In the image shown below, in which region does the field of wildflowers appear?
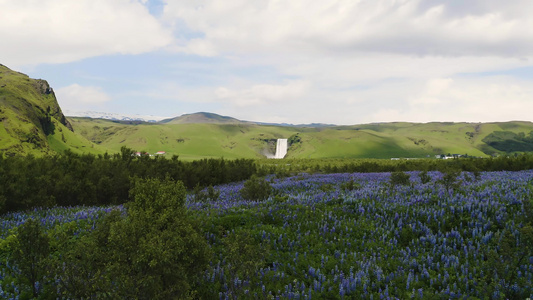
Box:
[191,170,533,299]
[1,170,532,299]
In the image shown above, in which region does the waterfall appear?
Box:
[274,139,288,159]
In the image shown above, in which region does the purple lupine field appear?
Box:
[1,170,533,299]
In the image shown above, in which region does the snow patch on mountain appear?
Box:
[64,110,170,123]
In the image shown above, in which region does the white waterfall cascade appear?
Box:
[274,138,288,159]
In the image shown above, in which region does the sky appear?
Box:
[2,0,533,125]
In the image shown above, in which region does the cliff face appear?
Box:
[0,64,73,156]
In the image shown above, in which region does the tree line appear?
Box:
[0,147,256,214]
[2,147,533,214]
[259,153,533,175]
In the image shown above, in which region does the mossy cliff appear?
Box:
[0,64,74,156]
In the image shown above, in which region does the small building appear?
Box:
[155,151,166,155]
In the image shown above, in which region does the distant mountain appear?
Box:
[65,110,338,128]
[64,110,169,123]
[159,112,249,124]
[158,112,338,127]
[0,64,99,156]
[256,121,337,128]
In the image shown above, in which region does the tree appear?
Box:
[240,175,273,201]
[103,176,211,299]
[7,218,50,298]
[438,167,461,192]
[389,171,411,188]
[50,211,121,298]
[418,170,432,184]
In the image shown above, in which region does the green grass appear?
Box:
[47,118,105,155]
[0,64,106,156]
[71,120,301,160]
[68,117,533,160]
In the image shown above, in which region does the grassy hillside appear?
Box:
[2,63,532,159]
[0,64,105,156]
[69,117,299,159]
[69,117,533,160]
[160,112,247,124]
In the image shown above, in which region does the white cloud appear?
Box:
[214,80,310,107]
[55,84,112,111]
[368,76,533,123]
[163,0,533,58]
[0,0,173,67]
[157,0,533,124]
[7,0,532,125]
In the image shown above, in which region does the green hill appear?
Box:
[160,112,248,125]
[3,64,533,159]
[0,64,103,156]
[68,116,533,160]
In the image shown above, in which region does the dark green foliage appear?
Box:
[389,171,411,187]
[398,225,418,247]
[482,130,533,152]
[341,179,362,191]
[418,170,432,184]
[7,219,50,298]
[482,226,533,299]
[240,175,273,201]
[2,177,211,299]
[50,210,121,298]
[319,183,335,192]
[193,184,221,203]
[100,177,210,299]
[288,133,301,146]
[50,177,210,299]
[438,168,462,192]
[4,150,533,215]
[222,229,270,299]
[0,147,256,213]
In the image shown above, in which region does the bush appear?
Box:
[51,177,212,299]
[240,175,273,201]
[104,177,211,299]
[390,171,411,187]
[418,171,432,184]
[193,184,220,203]
[438,168,461,192]
[341,179,362,191]
[6,219,50,298]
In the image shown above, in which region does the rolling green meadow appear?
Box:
[68,116,533,160]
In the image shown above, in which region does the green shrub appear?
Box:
[240,175,273,201]
[320,183,335,192]
[341,179,362,191]
[6,219,50,298]
[390,171,411,187]
[56,177,212,299]
[418,170,432,184]
[438,168,461,192]
[193,184,220,203]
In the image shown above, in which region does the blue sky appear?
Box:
[2,0,533,124]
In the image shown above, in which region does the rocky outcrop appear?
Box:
[0,64,74,155]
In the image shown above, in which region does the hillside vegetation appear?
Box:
[69,116,533,159]
[0,64,103,156]
[2,64,533,159]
